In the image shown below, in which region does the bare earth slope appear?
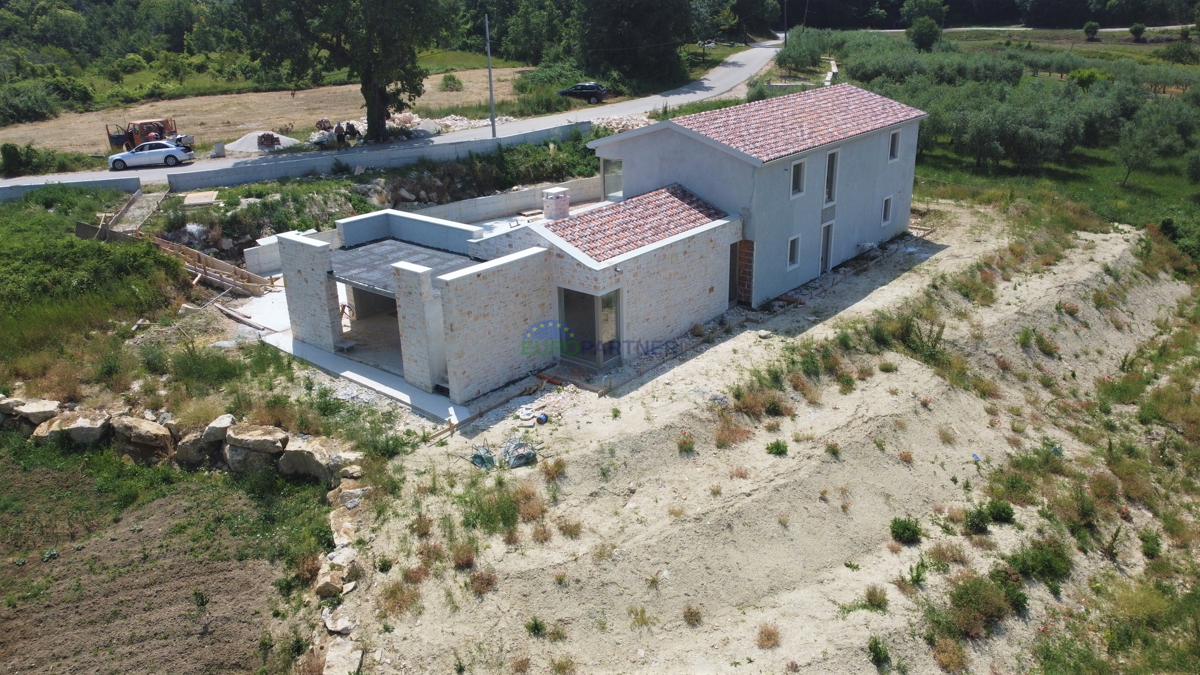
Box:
[317,207,1187,674]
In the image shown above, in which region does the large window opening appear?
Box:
[602,159,624,201]
[824,151,838,204]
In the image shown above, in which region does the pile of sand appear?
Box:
[224,131,302,153]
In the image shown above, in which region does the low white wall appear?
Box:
[336,210,483,252]
[416,176,602,224]
[244,228,338,276]
[167,122,592,192]
[0,176,141,202]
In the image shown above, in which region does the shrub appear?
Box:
[985,499,1015,524]
[683,604,702,626]
[439,73,464,92]
[898,450,914,464]
[963,507,991,535]
[867,635,890,667]
[1138,530,1161,559]
[549,656,576,675]
[907,16,942,52]
[1083,21,1100,41]
[766,439,788,456]
[1130,23,1146,42]
[865,584,888,611]
[677,431,695,453]
[826,442,841,458]
[891,517,922,544]
[1007,536,1072,584]
[932,637,967,672]
[948,574,1012,639]
[558,519,582,539]
[525,616,546,637]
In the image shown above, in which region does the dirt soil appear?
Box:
[0,68,528,155]
[312,204,1189,675]
[0,486,293,675]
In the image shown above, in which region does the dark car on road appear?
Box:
[557,82,608,104]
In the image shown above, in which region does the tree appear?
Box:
[576,0,692,83]
[907,16,942,52]
[1130,23,1146,42]
[865,3,888,28]
[776,27,822,72]
[502,0,570,65]
[157,51,193,85]
[239,0,455,143]
[1115,122,1157,186]
[901,0,946,25]
[1083,21,1100,41]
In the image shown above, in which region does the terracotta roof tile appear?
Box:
[671,84,926,163]
[545,184,725,262]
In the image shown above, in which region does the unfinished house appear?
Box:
[275,85,925,407]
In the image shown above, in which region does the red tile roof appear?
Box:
[545,184,725,262]
[671,84,926,164]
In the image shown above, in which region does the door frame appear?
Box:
[557,287,623,372]
[819,221,834,275]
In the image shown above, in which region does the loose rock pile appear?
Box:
[593,114,652,133]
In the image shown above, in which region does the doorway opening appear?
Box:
[820,222,834,274]
[559,287,621,372]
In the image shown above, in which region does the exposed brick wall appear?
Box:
[736,239,754,305]
[440,248,554,404]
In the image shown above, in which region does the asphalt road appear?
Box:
[0,41,780,189]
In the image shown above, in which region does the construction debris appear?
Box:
[224,131,301,153]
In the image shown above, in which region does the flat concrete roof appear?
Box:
[331,238,477,295]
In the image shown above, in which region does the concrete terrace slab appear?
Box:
[261,333,470,423]
[183,190,220,206]
[331,239,477,294]
[237,291,291,332]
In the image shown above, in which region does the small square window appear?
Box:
[881,196,893,226]
[787,235,800,270]
[889,131,901,162]
[790,160,805,196]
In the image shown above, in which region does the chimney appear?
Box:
[542,187,570,220]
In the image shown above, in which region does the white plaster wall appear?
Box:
[592,127,754,218]
[439,248,555,403]
[336,210,483,252]
[747,120,921,305]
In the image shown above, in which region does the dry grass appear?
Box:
[547,622,568,642]
[402,564,430,584]
[410,514,433,538]
[503,527,520,545]
[558,519,582,539]
[788,372,822,404]
[756,623,781,649]
[887,541,902,554]
[729,466,750,479]
[550,655,576,675]
[295,552,321,585]
[734,387,795,419]
[532,523,553,543]
[416,541,445,566]
[540,457,567,483]
[470,569,498,596]
[668,505,685,517]
[969,535,997,550]
[591,542,616,562]
[1006,434,1024,448]
[452,542,476,570]
[715,411,752,448]
[857,363,875,380]
[928,541,970,566]
[933,503,946,515]
[511,656,531,674]
[933,637,968,673]
[994,355,1012,371]
[865,584,889,611]
[938,426,956,444]
[709,484,723,496]
[516,481,546,521]
[683,604,702,627]
[947,507,966,524]
[381,581,421,616]
[174,395,227,434]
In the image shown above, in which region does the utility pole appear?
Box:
[485,13,497,139]
[783,1,788,45]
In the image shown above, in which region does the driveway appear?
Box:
[0,43,780,189]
